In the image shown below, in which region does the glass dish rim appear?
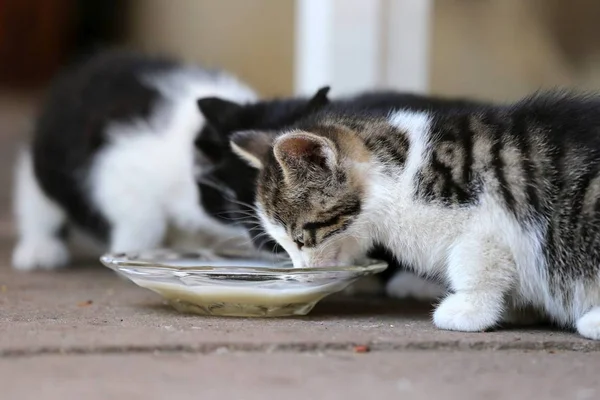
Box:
[100,250,388,276]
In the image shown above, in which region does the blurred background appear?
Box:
[2,0,600,97]
[1,0,600,229]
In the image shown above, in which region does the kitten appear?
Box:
[195,90,485,299]
[12,51,257,270]
[230,91,600,340]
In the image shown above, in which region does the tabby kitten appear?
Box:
[230,92,600,339]
[196,90,482,250]
[197,91,485,299]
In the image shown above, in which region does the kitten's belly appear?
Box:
[385,203,470,274]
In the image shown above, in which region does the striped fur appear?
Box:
[232,92,600,340]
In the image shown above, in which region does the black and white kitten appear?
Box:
[195,91,487,299]
[12,51,258,270]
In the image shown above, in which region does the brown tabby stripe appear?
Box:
[364,134,408,166]
[511,113,540,214]
[304,213,352,247]
[595,196,600,214]
[491,138,517,214]
[320,219,352,241]
[460,115,474,186]
[429,152,457,201]
[570,167,599,230]
[483,112,517,214]
[302,201,361,232]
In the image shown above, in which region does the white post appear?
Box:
[294,0,433,96]
[383,0,433,93]
[293,0,334,96]
[293,0,384,98]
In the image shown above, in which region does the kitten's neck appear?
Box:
[361,109,433,195]
[358,109,454,276]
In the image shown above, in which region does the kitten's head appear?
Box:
[194,87,331,251]
[196,86,330,163]
[230,119,375,267]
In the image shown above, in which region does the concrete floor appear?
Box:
[1,95,599,400]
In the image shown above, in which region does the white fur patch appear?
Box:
[12,149,69,270]
[257,205,302,266]
[362,110,466,277]
[88,68,257,253]
[13,69,258,270]
[388,110,432,190]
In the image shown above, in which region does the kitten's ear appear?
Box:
[304,86,330,112]
[230,130,274,169]
[197,97,243,126]
[273,132,337,179]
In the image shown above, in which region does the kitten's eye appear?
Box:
[294,234,304,249]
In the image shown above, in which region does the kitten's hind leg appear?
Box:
[433,234,516,332]
[12,149,70,270]
[576,307,600,340]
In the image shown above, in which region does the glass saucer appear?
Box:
[100,249,387,317]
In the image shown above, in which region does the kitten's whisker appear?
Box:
[228,198,262,214]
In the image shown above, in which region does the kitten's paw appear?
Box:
[576,307,600,340]
[385,272,446,301]
[12,239,69,271]
[433,293,500,332]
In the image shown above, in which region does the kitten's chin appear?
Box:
[306,241,370,268]
[308,248,338,267]
[310,259,340,268]
[306,249,350,268]
[289,252,341,268]
[288,240,366,268]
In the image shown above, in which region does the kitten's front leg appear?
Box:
[108,210,167,253]
[433,235,516,332]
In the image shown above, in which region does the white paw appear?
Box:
[385,272,447,301]
[433,293,499,332]
[576,307,600,340]
[12,239,70,271]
